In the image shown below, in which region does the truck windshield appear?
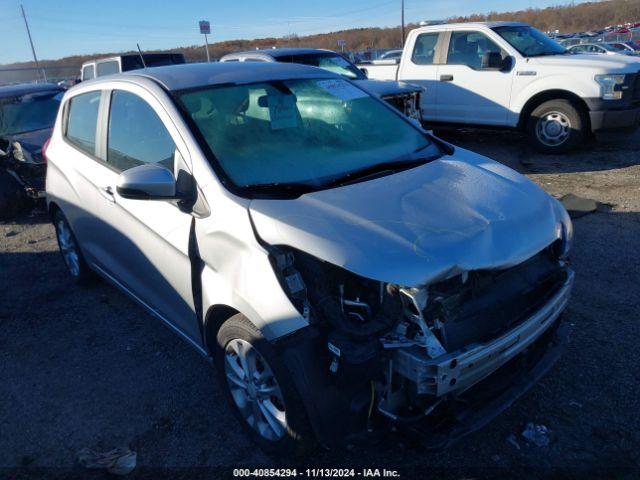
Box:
[280,53,365,80]
[493,25,567,57]
[0,91,62,137]
[179,78,439,196]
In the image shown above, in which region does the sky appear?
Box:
[0,0,588,64]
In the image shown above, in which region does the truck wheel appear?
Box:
[53,209,93,284]
[527,99,585,154]
[0,170,28,220]
[215,314,314,456]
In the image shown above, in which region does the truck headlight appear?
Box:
[595,74,625,100]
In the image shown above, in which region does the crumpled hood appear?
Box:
[355,79,422,97]
[6,128,52,164]
[531,54,640,72]
[249,148,567,287]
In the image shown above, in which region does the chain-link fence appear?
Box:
[0,66,80,87]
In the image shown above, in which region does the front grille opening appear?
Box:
[425,247,567,351]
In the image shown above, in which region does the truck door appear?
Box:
[436,30,515,125]
[397,31,443,122]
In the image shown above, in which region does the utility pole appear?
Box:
[401,0,405,47]
[20,4,47,82]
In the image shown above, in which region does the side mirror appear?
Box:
[116,164,177,200]
[359,67,368,78]
[501,55,514,71]
[481,51,504,69]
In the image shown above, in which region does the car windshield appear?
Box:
[281,53,365,80]
[0,90,62,136]
[493,25,567,57]
[179,78,439,195]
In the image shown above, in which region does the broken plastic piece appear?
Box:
[559,193,598,219]
[77,447,136,476]
[521,422,550,447]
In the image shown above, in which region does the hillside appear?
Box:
[2,0,639,77]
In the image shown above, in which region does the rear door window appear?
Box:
[107,90,175,172]
[65,91,101,156]
[411,33,440,65]
[96,61,119,77]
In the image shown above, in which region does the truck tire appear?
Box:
[526,99,585,154]
[215,313,315,456]
[0,170,28,220]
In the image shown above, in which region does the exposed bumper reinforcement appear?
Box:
[393,269,574,396]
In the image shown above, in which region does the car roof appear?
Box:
[223,48,334,59]
[418,21,528,30]
[0,82,63,100]
[119,61,339,91]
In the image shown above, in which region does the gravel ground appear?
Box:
[1,130,639,479]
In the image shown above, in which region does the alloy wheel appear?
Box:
[224,338,287,441]
[56,219,80,277]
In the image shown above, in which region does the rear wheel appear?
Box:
[215,314,314,455]
[526,99,586,154]
[53,209,93,284]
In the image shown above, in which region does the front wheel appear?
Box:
[215,314,314,455]
[526,99,586,154]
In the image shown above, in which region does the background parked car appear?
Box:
[80,53,186,81]
[219,48,423,122]
[0,83,63,218]
[567,43,638,56]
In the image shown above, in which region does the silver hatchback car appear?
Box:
[46,62,574,454]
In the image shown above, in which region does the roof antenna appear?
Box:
[136,43,147,68]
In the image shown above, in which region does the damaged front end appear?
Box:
[0,136,48,200]
[270,242,573,448]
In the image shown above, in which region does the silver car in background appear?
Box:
[46,62,573,454]
[219,48,423,122]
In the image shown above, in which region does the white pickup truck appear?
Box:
[361,21,640,152]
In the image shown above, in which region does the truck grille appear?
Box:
[424,246,567,352]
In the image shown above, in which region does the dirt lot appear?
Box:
[1,129,639,479]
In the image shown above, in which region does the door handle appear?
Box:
[439,74,454,82]
[99,186,116,203]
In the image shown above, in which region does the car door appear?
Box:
[60,89,109,264]
[436,30,515,125]
[397,31,444,121]
[94,86,199,341]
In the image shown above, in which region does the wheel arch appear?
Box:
[48,200,61,220]
[203,304,241,355]
[518,90,591,131]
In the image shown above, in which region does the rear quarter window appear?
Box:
[65,91,101,156]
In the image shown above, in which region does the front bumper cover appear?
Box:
[589,106,640,132]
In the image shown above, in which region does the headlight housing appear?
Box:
[595,74,625,100]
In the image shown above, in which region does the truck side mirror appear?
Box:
[501,56,514,71]
[359,67,368,78]
[481,52,504,69]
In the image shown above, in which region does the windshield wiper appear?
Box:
[322,155,436,189]
[244,181,318,198]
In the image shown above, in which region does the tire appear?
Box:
[215,314,315,456]
[52,209,93,284]
[526,99,586,154]
[0,170,28,220]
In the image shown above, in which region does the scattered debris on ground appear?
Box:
[522,423,550,447]
[77,447,136,476]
